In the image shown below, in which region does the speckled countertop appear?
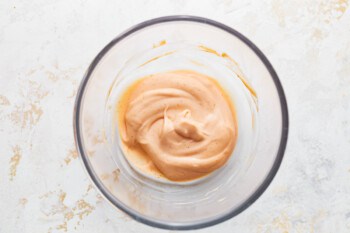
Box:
[1,0,350,232]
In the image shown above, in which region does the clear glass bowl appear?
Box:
[73,16,288,230]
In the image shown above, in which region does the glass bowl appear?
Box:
[73,15,288,230]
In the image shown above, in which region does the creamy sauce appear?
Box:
[118,70,237,181]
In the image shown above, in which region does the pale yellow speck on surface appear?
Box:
[59,191,67,203]
[87,149,96,157]
[39,191,53,199]
[74,200,95,220]
[271,0,287,27]
[112,169,120,182]
[64,148,78,165]
[272,213,291,233]
[9,145,21,181]
[10,103,43,129]
[56,221,68,232]
[18,198,28,206]
[100,173,110,180]
[0,95,10,105]
[312,29,324,40]
[95,194,103,202]
[335,0,348,16]
[45,70,59,82]
[65,211,74,221]
[319,0,349,22]
[86,184,93,193]
[67,88,78,99]
[38,189,98,232]
[27,80,50,99]
[92,134,105,145]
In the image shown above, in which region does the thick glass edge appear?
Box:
[73,15,289,230]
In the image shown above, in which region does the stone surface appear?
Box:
[0,0,350,232]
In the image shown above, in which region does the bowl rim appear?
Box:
[73,15,289,230]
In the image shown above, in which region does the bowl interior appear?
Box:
[74,16,287,230]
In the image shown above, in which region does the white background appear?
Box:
[0,0,350,232]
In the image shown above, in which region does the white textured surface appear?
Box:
[1,0,350,232]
